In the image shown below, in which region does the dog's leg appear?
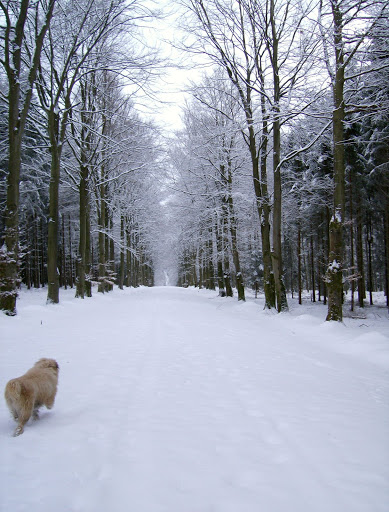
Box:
[13,398,34,437]
[13,411,31,436]
[10,407,19,421]
[32,408,40,420]
[13,425,25,436]
[45,396,55,410]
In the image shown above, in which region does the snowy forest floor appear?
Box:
[1,285,388,512]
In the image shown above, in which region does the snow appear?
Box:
[331,210,342,224]
[1,286,388,512]
[328,259,341,270]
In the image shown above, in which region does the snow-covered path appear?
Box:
[1,286,388,512]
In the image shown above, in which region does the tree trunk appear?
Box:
[249,127,275,309]
[109,216,115,290]
[198,251,204,289]
[85,199,92,297]
[104,209,110,290]
[310,232,316,302]
[25,218,32,290]
[126,226,131,287]
[0,132,22,314]
[227,177,245,301]
[223,216,233,298]
[385,204,389,307]
[76,163,88,299]
[97,137,108,295]
[119,215,125,290]
[298,225,302,305]
[270,0,288,313]
[216,216,225,296]
[326,0,345,321]
[356,199,365,307]
[68,216,74,288]
[34,216,41,289]
[60,214,66,289]
[349,171,355,312]
[98,188,106,293]
[367,217,374,305]
[206,230,216,290]
[47,110,61,305]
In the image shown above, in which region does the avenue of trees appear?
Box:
[1,0,388,321]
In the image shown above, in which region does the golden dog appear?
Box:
[4,358,59,436]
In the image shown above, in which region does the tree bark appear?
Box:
[270,0,288,313]
[310,233,316,302]
[367,217,374,305]
[97,180,106,293]
[109,215,115,290]
[298,225,302,305]
[385,205,389,307]
[46,109,61,304]
[0,131,22,314]
[85,197,92,297]
[326,0,345,321]
[248,129,274,307]
[68,215,74,288]
[349,170,355,311]
[75,163,88,298]
[227,167,245,301]
[356,199,365,307]
[222,214,233,297]
[216,215,225,296]
[206,227,216,290]
[259,74,276,309]
[119,215,125,290]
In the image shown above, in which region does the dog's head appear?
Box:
[34,358,59,373]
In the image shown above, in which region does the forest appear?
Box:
[0,0,388,321]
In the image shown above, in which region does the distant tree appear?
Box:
[181,0,276,307]
[182,0,327,311]
[360,7,389,305]
[190,74,246,299]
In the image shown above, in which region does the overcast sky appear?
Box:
[137,2,208,133]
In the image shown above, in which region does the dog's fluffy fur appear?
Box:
[4,358,59,436]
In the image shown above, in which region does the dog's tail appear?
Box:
[6,379,23,394]
[5,379,25,407]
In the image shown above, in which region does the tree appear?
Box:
[191,73,246,299]
[319,0,389,320]
[36,0,135,304]
[182,0,276,307]
[182,0,324,311]
[0,0,56,315]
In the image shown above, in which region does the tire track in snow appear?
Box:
[71,290,170,511]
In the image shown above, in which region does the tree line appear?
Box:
[0,0,162,315]
[168,0,389,320]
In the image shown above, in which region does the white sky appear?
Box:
[136,1,209,133]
